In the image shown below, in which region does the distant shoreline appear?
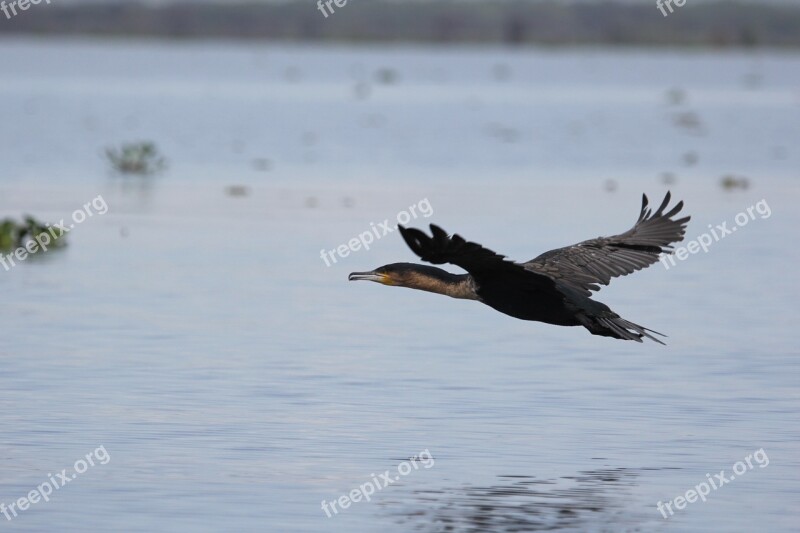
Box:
[1,1,800,48]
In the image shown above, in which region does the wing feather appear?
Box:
[398,224,555,292]
[524,191,690,296]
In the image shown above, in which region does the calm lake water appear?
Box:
[0,38,799,532]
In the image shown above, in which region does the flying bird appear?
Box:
[349,192,689,344]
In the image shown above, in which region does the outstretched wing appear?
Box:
[524,191,690,296]
[398,224,555,292]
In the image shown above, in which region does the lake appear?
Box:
[0,38,798,532]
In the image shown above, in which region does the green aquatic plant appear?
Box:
[105,141,167,176]
[720,175,750,191]
[0,219,18,251]
[0,216,67,253]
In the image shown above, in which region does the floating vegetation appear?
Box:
[0,216,67,254]
[252,158,272,172]
[374,68,399,85]
[720,175,750,191]
[105,141,167,176]
[486,122,520,143]
[683,151,699,166]
[359,113,387,129]
[665,87,687,105]
[672,111,704,134]
[225,185,250,198]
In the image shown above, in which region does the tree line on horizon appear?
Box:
[2,1,799,47]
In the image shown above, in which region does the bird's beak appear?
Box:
[348,271,388,283]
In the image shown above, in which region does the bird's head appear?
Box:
[348,263,419,287]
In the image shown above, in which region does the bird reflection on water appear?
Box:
[387,467,669,532]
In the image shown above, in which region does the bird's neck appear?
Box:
[403,267,478,300]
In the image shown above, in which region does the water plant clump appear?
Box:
[105,141,167,176]
[0,216,67,253]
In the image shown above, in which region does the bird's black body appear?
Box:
[349,192,690,344]
[469,268,579,326]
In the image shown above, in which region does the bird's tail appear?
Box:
[578,312,666,345]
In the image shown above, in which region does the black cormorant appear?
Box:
[349,192,690,344]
